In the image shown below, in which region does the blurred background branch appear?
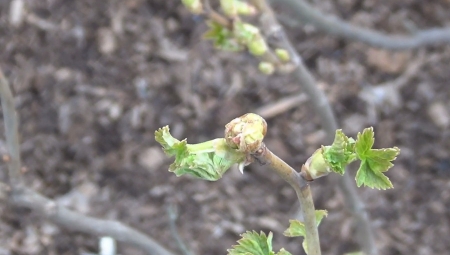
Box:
[272,0,450,49]
[0,68,175,255]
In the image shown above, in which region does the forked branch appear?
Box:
[253,144,321,255]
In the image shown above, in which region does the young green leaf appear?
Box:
[322,130,357,175]
[155,126,246,181]
[355,161,392,189]
[354,128,400,189]
[228,231,273,255]
[283,210,328,238]
[355,127,374,159]
[283,210,327,253]
[228,231,292,255]
[203,21,243,52]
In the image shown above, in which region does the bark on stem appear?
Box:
[253,144,321,255]
[0,71,23,188]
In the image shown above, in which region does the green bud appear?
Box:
[235,0,257,16]
[301,148,332,181]
[275,48,290,62]
[220,0,237,17]
[233,22,259,44]
[182,0,202,14]
[258,62,275,75]
[220,0,257,17]
[225,113,267,153]
[248,35,268,56]
[233,22,269,56]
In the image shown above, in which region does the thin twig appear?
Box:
[10,188,174,255]
[0,68,175,255]
[253,144,320,255]
[0,70,23,188]
[167,204,195,255]
[249,1,378,255]
[256,93,307,119]
[273,0,450,50]
[203,0,233,29]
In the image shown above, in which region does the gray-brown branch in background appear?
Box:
[272,0,450,50]
[0,71,23,188]
[0,68,175,255]
[249,1,378,255]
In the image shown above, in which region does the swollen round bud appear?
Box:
[182,0,203,14]
[225,113,267,153]
[235,1,257,16]
[248,35,268,56]
[258,62,275,75]
[300,148,332,181]
[221,0,257,17]
[275,48,290,62]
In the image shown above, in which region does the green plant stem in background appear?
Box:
[253,144,321,255]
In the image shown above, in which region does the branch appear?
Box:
[252,144,321,255]
[249,1,378,255]
[273,0,450,50]
[256,93,307,119]
[167,204,195,255]
[0,70,22,188]
[0,68,175,255]
[10,188,175,255]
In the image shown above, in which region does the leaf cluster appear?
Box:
[204,21,243,52]
[322,128,399,189]
[155,126,245,181]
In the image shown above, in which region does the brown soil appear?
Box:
[0,0,449,254]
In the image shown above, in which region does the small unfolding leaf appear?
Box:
[155,126,245,181]
[228,231,292,255]
[355,127,374,159]
[356,159,393,190]
[323,130,356,175]
[233,21,259,44]
[283,210,328,238]
[203,21,243,52]
[354,128,400,189]
[366,148,399,172]
[283,210,327,254]
[228,231,273,255]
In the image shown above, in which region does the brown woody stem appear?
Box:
[253,144,321,255]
